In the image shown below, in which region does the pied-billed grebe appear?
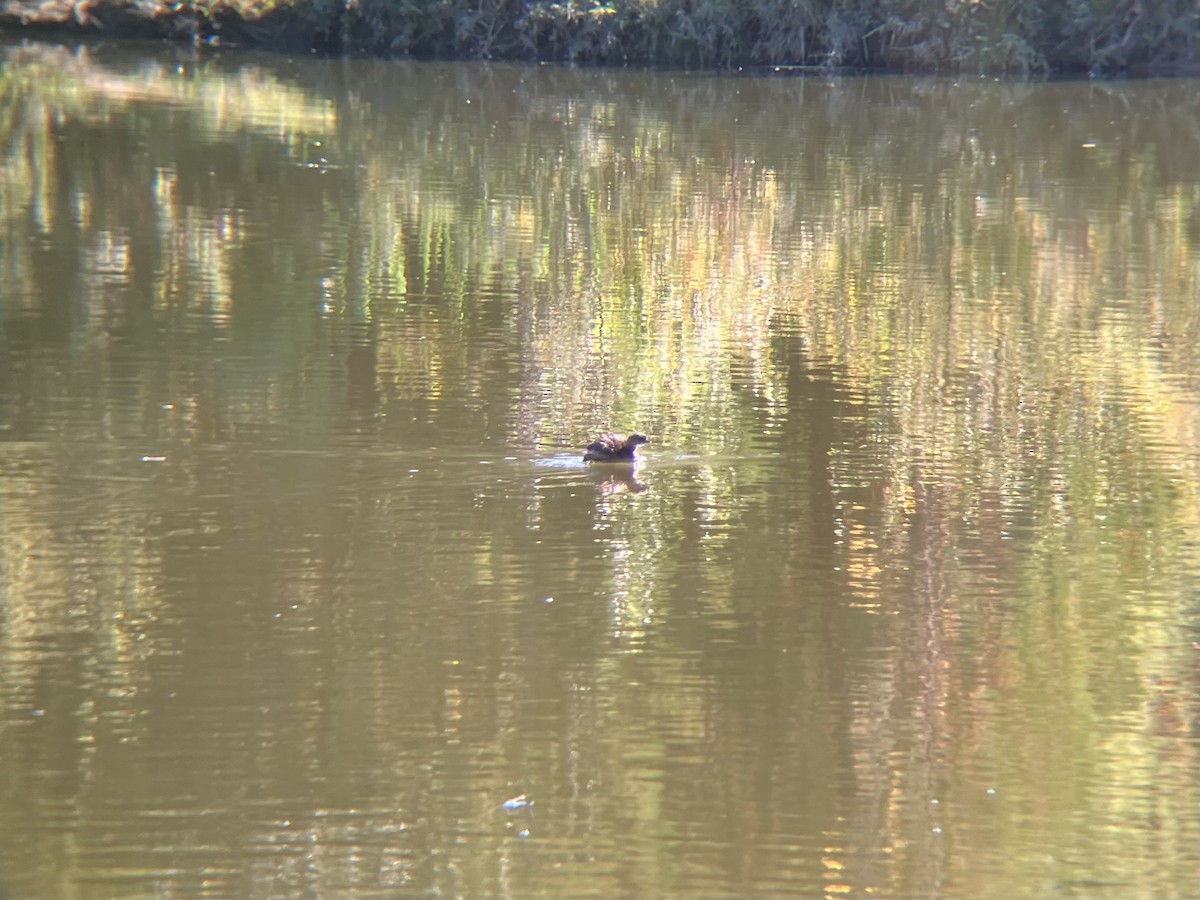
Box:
[583,432,649,462]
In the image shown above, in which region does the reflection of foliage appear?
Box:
[0,44,1198,898]
[2,47,1198,626]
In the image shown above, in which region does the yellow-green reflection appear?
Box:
[0,40,1197,900]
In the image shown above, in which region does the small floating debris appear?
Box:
[502,794,532,812]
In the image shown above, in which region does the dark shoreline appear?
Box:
[3,0,1200,76]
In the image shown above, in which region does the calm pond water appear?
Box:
[1,38,1198,900]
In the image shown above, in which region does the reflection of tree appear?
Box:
[0,43,1198,898]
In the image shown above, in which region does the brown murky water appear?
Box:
[0,39,1198,899]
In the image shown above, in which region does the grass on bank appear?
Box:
[3,0,1199,73]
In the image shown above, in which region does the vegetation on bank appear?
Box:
[2,0,1200,74]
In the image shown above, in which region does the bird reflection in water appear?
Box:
[588,464,649,495]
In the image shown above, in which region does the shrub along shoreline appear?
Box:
[3,0,1199,75]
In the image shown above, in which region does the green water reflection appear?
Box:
[0,39,1197,899]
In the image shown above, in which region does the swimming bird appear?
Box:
[583,432,649,463]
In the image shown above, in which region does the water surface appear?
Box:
[0,40,1198,899]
